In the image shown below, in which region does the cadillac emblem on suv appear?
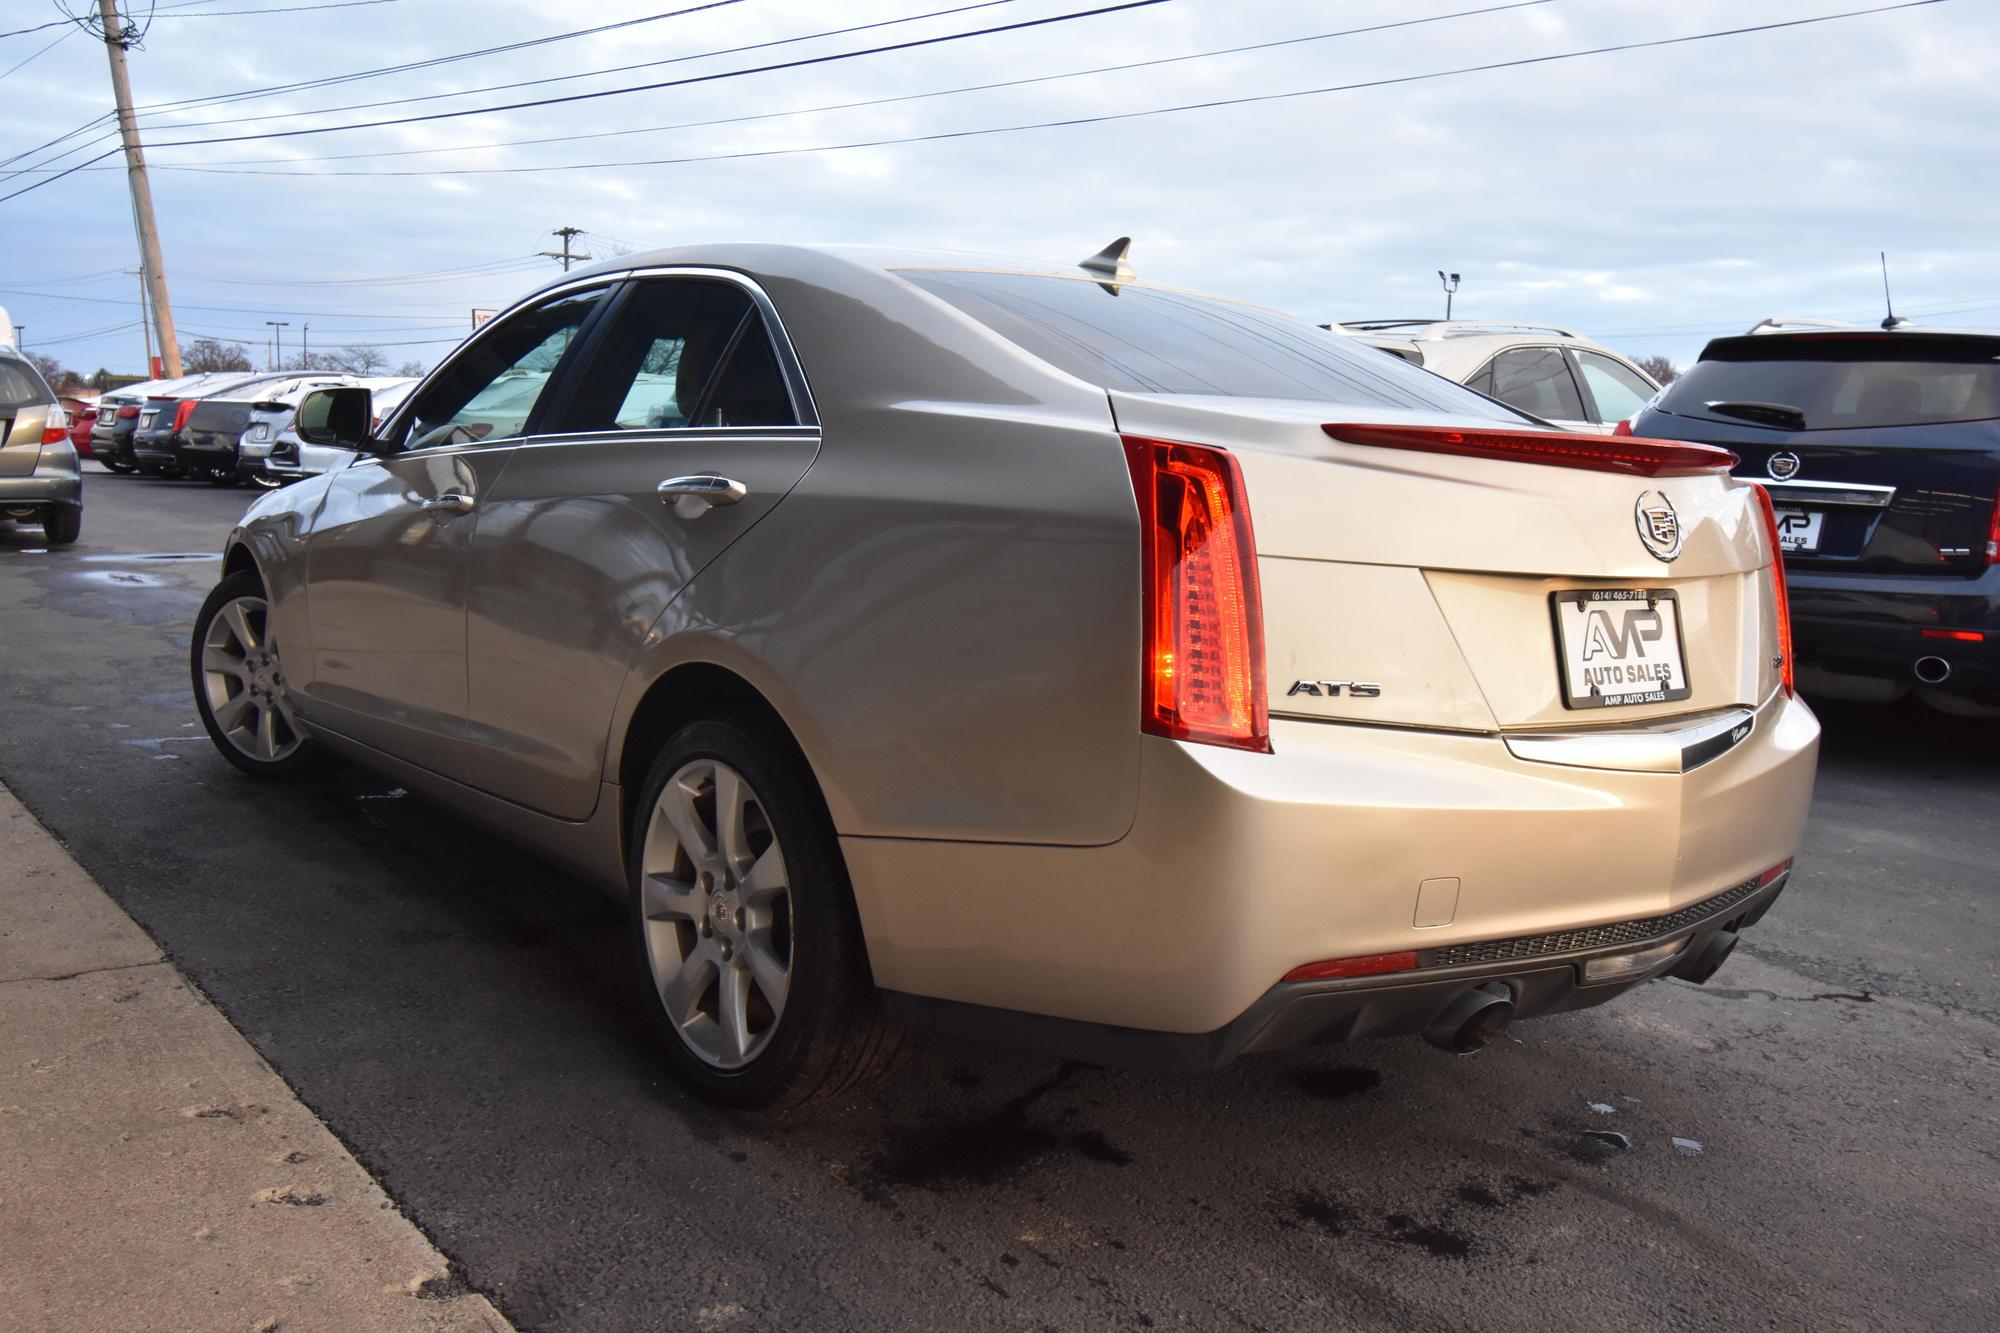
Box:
[1766,451,1803,481]
[1634,490,1683,562]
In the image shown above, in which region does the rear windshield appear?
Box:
[1657,337,2000,430]
[0,357,50,411]
[900,270,1519,417]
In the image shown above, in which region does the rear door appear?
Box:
[459,271,820,819]
[300,284,611,780]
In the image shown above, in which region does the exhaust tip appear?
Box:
[1671,930,1739,985]
[1422,983,1515,1054]
[1914,656,1953,685]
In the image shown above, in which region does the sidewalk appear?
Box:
[0,783,512,1333]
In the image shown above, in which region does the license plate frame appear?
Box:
[1551,588,1693,710]
[1772,507,1823,553]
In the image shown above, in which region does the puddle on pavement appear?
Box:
[76,570,171,588]
[79,552,216,563]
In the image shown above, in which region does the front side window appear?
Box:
[1485,347,1586,421]
[398,287,605,450]
[558,279,798,433]
[1575,351,1655,423]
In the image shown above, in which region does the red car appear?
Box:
[59,396,97,457]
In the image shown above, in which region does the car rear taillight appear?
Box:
[1122,435,1269,753]
[1322,423,1736,478]
[1611,418,1635,437]
[1987,488,1999,565]
[117,404,140,419]
[41,404,69,445]
[172,401,198,432]
[1750,484,1796,698]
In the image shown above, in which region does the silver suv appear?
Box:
[1339,320,1661,434]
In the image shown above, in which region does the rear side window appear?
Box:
[1656,337,2000,430]
[1483,347,1585,421]
[560,278,798,432]
[900,270,1519,418]
[0,358,51,411]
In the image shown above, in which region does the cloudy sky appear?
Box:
[1,0,1993,379]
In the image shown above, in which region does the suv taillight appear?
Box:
[1122,435,1269,753]
[1987,487,1999,566]
[172,401,198,432]
[1750,484,1796,697]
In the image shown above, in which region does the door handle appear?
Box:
[420,492,475,516]
[658,474,749,516]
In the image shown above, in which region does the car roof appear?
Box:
[1698,327,2000,361]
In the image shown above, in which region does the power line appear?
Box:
[0,26,76,81]
[141,0,1175,150]
[154,0,405,16]
[139,0,1029,130]
[131,1,1553,169]
[128,0,752,117]
[142,0,1951,183]
[0,286,491,319]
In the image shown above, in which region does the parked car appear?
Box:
[131,372,289,479]
[254,376,417,488]
[166,373,363,487]
[0,345,82,544]
[1630,322,2000,715]
[192,243,1818,1107]
[1339,320,1661,433]
[59,395,98,456]
[89,374,215,474]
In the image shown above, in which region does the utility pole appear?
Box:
[97,0,182,378]
[540,226,592,273]
[300,323,308,369]
[129,267,155,377]
[266,321,289,370]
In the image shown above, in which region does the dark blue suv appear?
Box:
[1632,328,1999,716]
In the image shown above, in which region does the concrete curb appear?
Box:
[0,782,515,1332]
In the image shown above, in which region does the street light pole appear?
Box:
[1438,270,1461,321]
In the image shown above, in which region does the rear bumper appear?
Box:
[885,871,1789,1072]
[844,689,1820,1041]
[170,435,239,472]
[131,430,179,467]
[0,465,83,513]
[1790,568,2000,696]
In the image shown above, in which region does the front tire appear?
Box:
[190,570,328,779]
[629,718,899,1109]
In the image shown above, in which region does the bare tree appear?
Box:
[328,344,390,376]
[1636,354,1679,385]
[181,338,252,373]
[26,352,81,392]
[394,360,426,378]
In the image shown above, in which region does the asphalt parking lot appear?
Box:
[3,470,1995,1332]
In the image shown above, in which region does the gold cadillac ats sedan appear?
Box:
[191,243,1820,1107]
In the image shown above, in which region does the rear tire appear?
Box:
[41,508,80,546]
[628,717,901,1110]
[190,570,330,779]
[101,460,135,475]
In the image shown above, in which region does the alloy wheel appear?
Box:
[198,594,304,763]
[639,759,794,1070]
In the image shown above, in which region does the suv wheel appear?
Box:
[629,718,900,1109]
[190,570,328,778]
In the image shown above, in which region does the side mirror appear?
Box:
[294,386,381,452]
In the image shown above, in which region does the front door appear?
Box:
[300,284,610,779]
[460,274,821,819]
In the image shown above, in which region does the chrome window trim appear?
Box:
[376,266,818,456]
[1753,477,1896,508]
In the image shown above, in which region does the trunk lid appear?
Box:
[1110,392,1776,734]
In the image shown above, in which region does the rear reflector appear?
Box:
[1283,951,1418,983]
[1323,423,1737,477]
[1749,485,1796,697]
[1756,858,1793,889]
[1922,628,1985,643]
[1122,436,1270,752]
